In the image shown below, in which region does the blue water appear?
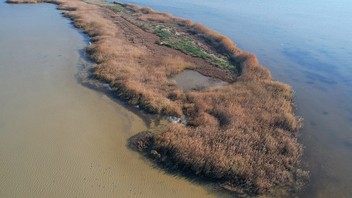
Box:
[110,0,352,197]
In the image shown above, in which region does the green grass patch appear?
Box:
[86,0,124,12]
[103,4,124,12]
[154,25,237,73]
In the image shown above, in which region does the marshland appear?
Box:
[1,0,351,197]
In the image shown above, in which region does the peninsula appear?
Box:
[7,0,308,196]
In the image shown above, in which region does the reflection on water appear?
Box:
[0,1,222,197]
[112,0,352,197]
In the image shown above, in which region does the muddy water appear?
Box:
[112,0,352,197]
[0,2,220,197]
[172,70,228,92]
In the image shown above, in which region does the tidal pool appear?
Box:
[172,70,228,92]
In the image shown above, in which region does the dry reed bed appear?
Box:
[7,0,307,196]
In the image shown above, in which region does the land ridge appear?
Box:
[7,0,308,196]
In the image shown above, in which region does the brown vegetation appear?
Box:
[8,0,308,196]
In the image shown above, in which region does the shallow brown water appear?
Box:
[0,2,224,197]
[172,70,228,92]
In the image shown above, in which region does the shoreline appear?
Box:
[7,0,308,196]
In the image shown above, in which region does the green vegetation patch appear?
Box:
[154,25,237,73]
[103,4,123,12]
[84,0,124,12]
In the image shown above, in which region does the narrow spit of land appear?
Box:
[7,0,308,196]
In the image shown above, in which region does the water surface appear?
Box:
[112,0,352,197]
[172,70,228,92]
[0,1,222,197]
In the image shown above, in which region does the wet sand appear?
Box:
[0,2,222,197]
